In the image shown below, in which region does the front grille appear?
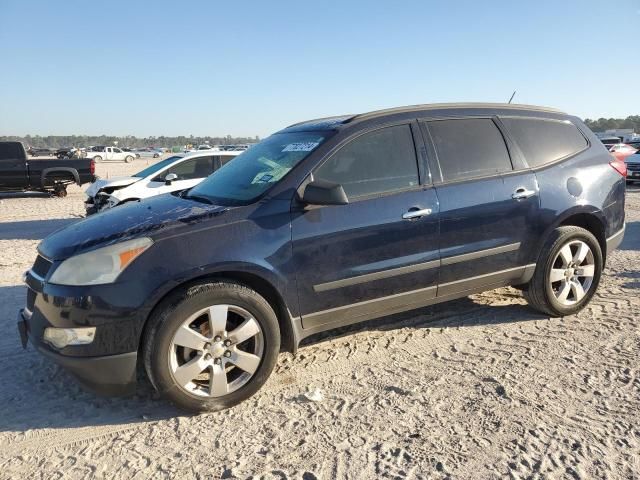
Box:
[626,162,640,170]
[32,255,52,278]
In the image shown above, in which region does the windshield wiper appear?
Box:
[182,191,213,204]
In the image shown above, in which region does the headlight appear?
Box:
[49,237,153,286]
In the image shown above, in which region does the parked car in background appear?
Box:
[134,148,162,158]
[197,144,214,150]
[84,150,241,214]
[625,141,640,151]
[624,149,640,183]
[54,147,72,159]
[54,147,85,159]
[19,103,626,412]
[27,147,53,157]
[0,141,95,196]
[598,135,622,150]
[85,146,136,163]
[218,144,250,151]
[609,143,637,161]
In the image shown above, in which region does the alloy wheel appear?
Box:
[168,304,264,398]
[548,240,595,306]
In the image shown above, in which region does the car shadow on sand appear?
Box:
[300,289,545,349]
[0,285,179,435]
[0,285,545,433]
[618,220,640,251]
[0,218,81,240]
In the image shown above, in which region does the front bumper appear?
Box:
[18,308,137,396]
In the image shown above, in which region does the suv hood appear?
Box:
[39,194,229,261]
[85,176,140,197]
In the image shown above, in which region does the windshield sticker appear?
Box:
[282,142,319,152]
[258,174,274,183]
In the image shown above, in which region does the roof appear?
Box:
[282,102,566,132]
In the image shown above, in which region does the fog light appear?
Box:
[43,327,96,349]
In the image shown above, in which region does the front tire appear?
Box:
[53,184,67,197]
[524,226,602,317]
[143,281,280,413]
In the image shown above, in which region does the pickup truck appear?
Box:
[0,141,96,197]
[85,146,135,163]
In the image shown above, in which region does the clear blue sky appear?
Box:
[1,0,639,138]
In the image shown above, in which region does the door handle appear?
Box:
[511,187,536,200]
[402,208,432,220]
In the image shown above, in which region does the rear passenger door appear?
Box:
[422,117,540,297]
[291,122,440,331]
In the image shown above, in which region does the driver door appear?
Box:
[291,122,440,331]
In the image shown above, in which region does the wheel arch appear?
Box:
[538,207,607,264]
[138,270,297,358]
[40,167,80,187]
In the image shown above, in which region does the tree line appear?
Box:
[3,117,640,148]
[584,116,640,133]
[0,134,261,149]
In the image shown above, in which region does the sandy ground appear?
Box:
[0,159,639,479]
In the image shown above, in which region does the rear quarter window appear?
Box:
[501,117,588,168]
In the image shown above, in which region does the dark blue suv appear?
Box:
[18,103,627,412]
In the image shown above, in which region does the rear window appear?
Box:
[0,142,21,161]
[426,118,512,182]
[501,117,588,168]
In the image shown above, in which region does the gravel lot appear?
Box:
[0,159,639,479]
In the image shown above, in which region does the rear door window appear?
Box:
[426,118,512,182]
[500,117,588,167]
[0,143,21,161]
[313,124,420,200]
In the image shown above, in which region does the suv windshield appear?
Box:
[186,131,329,205]
[133,156,183,178]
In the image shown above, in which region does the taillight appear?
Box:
[90,159,95,176]
[609,156,627,177]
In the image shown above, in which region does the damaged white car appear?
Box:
[84,151,241,214]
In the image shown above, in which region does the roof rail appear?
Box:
[346,102,566,124]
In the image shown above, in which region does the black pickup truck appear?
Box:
[0,142,96,197]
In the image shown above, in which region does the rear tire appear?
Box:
[143,280,280,413]
[523,226,602,317]
[125,155,134,163]
[94,155,103,162]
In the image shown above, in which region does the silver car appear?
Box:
[134,148,162,158]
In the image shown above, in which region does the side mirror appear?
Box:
[301,180,349,206]
[165,173,178,185]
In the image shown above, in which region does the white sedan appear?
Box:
[84,150,241,214]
